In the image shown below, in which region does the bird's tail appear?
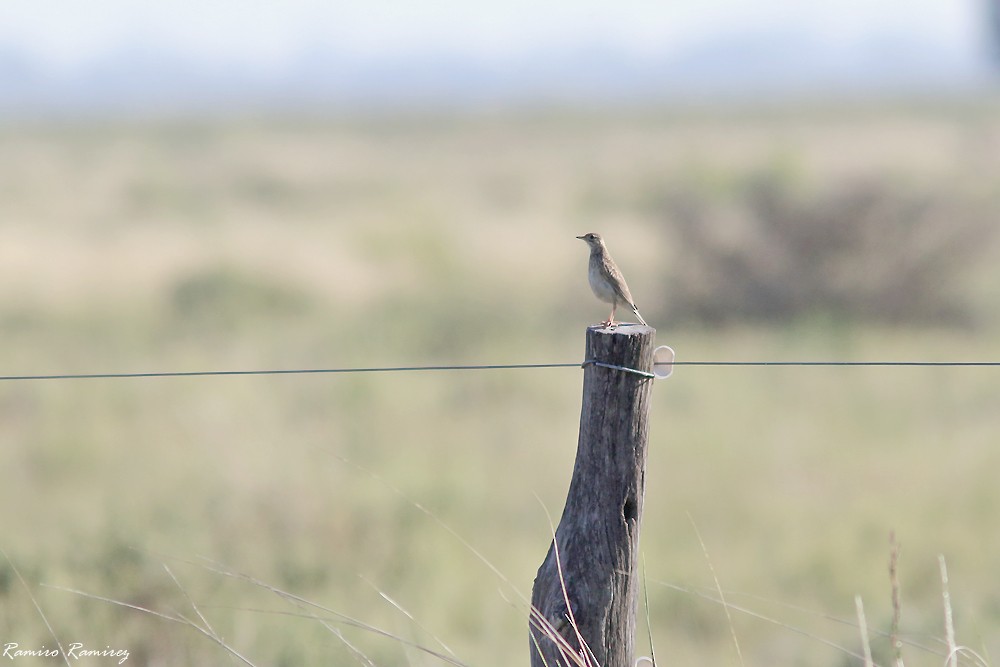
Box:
[632,304,647,326]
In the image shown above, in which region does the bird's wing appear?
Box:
[602,255,635,305]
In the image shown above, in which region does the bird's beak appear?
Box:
[575,235,586,240]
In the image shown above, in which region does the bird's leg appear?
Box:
[604,303,618,328]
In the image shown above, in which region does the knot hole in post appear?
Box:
[622,495,638,523]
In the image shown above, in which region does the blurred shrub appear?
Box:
[654,174,995,326]
[169,267,311,331]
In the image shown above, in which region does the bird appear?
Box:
[576,232,648,327]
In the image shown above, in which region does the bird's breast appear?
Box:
[587,259,618,303]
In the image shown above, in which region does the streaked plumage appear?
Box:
[576,232,647,327]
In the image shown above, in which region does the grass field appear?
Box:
[1,102,999,666]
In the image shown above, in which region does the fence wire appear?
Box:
[0,360,997,382]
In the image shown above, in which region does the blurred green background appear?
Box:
[1,102,999,665]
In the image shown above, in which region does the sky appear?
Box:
[0,0,984,70]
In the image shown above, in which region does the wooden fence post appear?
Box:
[529,324,656,667]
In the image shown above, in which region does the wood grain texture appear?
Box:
[530,324,656,667]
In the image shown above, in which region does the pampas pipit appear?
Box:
[576,232,648,327]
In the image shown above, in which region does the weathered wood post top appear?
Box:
[529,323,656,667]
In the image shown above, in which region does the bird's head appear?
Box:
[576,232,605,250]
